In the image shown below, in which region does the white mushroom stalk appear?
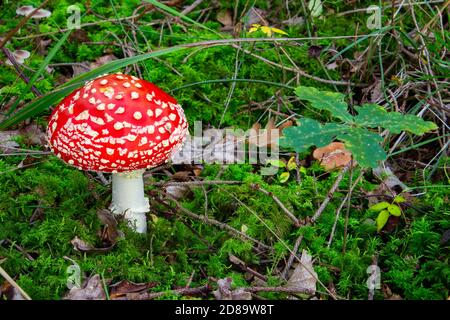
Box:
[46,73,188,234]
[110,169,149,233]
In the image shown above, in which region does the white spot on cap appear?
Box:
[115,94,123,100]
[89,97,96,105]
[116,75,124,80]
[68,159,74,164]
[115,107,125,114]
[169,113,176,121]
[114,122,124,130]
[105,113,114,122]
[96,103,106,110]
[123,82,131,88]
[100,159,109,164]
[102,129,109,135]
[83,93,89,99]
[158,127,165,134]
[100,79,108,85]
[91,88,97,94]
[140,137,147,145]
[125,134,137,142]
[52,122,57,132]
[133,111,142,120]
[147,109,153,117]
[146,94,153,102]
[106,148,114,155]
[68,104,74,114]
[148,125,155,134]
[155,109,163,117]
[131,92,139,100]
[135,83,142,88]
[91,116,105,125]
[107,103,115,110]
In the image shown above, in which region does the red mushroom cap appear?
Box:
[47,73,188,173]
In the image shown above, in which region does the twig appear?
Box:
[0,265,32,300]
[244,286,314,296]
[327,170,365,248]
[162,192,272,251]
[342,159,354,253]
[149,180,243,187]
[180,0,204,15]
[250,184,300,226]
[281,235,303,280]
[311,164,351,223]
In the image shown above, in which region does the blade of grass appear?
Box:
[143,0,222,37]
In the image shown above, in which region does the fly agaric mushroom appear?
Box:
[46,73,188,233]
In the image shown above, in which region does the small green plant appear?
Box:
[266,157,302,183]
[281,86,437,168]
[369,195,405,232]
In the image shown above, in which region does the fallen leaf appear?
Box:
[243,7,266,28]
[109,280,157,300]
[212,278,252,300]
[313,142,352,171]
[71,236,114,253]
[64,274,106,300]
[0,282,26,300]
[286,250,317,295]
[96,209,123,245]
[217,9,233,28]
[249,118,292,148]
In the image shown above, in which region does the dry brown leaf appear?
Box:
[313,142,352,171]
[286,250,317,295]
[0,281,26,300]
[212,278,252,300]
[249,118,293,148]
[96,209,123,245]
[217,9,233,28]
[110,280,157,300]
[71,236,114,253]
[64,274,106,300]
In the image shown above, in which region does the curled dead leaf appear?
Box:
[313,142,352,171]
[64,274,106,300]
[213,278,252,300]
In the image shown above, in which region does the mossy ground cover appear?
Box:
[0,0,448,300]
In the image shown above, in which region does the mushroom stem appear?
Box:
[109,169,149,233]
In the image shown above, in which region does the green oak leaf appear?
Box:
[281,118,347,153]
[295,86,353,122]
[338,127,386,168]
[354,104,437,135]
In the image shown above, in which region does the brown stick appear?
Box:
[163,192,272,251]
[311,163,351,223]
[2,48,42,97]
